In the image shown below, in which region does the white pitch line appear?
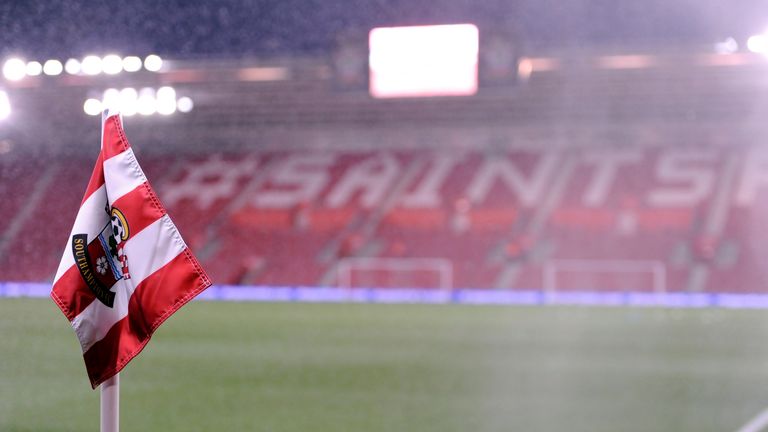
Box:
[736,407,768,432]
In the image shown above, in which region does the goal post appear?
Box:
[336,258,453,290]
[543,259,666,294]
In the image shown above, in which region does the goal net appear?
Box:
[337,258,453,290]
[543,259,666,294]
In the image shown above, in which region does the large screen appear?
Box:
[369,24,479,98]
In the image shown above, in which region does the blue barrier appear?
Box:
[7,282,768,308]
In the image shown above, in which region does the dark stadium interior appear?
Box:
[6,2,768,431]
[3,0,768,57]
[3,24,768,292]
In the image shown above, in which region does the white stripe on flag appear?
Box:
[53,185,108,283]
[52,149,146,284]
[104,148,146,205]
[71,214,186,352]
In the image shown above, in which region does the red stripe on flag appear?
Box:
[102,115,131,161]
[81,151,105,206]
[82,250,211,388]
[112,182,166,233]
[51,265,97,321]
[52,183,167,319]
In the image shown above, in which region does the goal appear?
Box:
[336,258,453,290]
[543,259,666,294]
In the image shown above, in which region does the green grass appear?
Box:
[3,298,768,431]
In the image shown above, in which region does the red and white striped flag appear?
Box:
[51,110,211,388]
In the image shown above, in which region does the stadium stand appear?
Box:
[3,50,768,293]
[2,139,768,294]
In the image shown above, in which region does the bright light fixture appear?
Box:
[64,58,81,75]
[119,87,138,116]
[102,88,120,110]
[43,59,63,76]
[156,86,176,115]
[176,96,194,113]
[747,34,768,54]
[25,61,42,76]
[517,57,533,81]
[137,88,156,116]
[3,58,27,81]
[714,37,738,54]
[102,54,123,75]
[86,86,190,118]
[83,98,102,116]
[143,54,163,72]
[81,55,103,75]
[122,56,142,72]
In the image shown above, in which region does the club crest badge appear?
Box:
[71,205,132,308]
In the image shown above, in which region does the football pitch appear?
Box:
[3,298,768,432]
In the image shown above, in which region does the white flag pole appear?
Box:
[100,373,119,432]
[100,110,119,432]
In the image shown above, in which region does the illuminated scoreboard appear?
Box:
[368,24,480,98]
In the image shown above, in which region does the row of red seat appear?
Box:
[1,147,765,293]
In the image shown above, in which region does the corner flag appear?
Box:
[51,110,211,388]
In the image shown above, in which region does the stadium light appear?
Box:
[122,56,142,72]
[517,57,533,82]
[3,58,27,81]
[86,86,190,117]
[747,33,768,54]
[5,53,157,80]
[83,98,102,116]
[102,88,120,110]
[81,55,103,75]
[64,58,81,75]
[119,87,138,116]
[143,54,163,72]
[137,88,156,115]
[25,61,42,76]
[0,90,10,120]
[714,37,738,54]
[156,86,176,115]
[43,59,63,76]
[176,96,193,113]
[102,54,123,75]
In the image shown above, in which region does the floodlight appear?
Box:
[102,55,123,75]
[156,86,176,115]
[714,37,738,54]
[137,88,156,116]
[3,58,26,81]
[176,96,193,113]
[64,58,81,75]
[25,61,42,76]
[81,55,103,75]
[144,54,163,72]
[102,88,120,110]
[43,60,63,76]
[119,87,138,116]
[747,34,768,54]
[122,56,142,72]
[83,98,102,116]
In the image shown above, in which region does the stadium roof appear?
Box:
[2,0,768,59]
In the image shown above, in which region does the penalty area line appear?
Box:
[736,407,768,432]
